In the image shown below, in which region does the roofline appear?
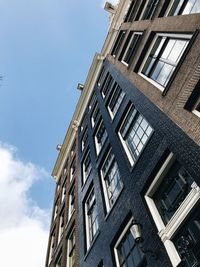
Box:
[52,53,104,181]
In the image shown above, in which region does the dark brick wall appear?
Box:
[77,59,200,267]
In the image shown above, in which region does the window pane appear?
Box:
[153,161,195,224]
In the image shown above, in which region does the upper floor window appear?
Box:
[140,0,160,20]
[139,33,191,91]
[81,128,88,152]
[55,254,62,267]
[71,141,76,158]
[48,232,55,265]
[114,218,146,267]
[173,207,200,267]
[62,159,68,178]
[111,30,127,58]
[89,93,97,111]
[70,159,76,182]
[95,120,108,155]
[124,0,138,22]
[58,211,64,244]
[68,184,75,220]
[61,183,66,203]
[193,97,200,117]
[118,105,153,166]
[82,151,92,185]
[91,103,100,128]
[100,149,123,212]
[145,153,200,267]
[101,73,114,98]
[67,228,76,267]
[167,0,200,16]
[85,188,99,249]
[54,202,58,220]
[97,67,105,87]
[119,31,143,67]
[107,83,125,119]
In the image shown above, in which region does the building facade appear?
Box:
[46,1,200,267]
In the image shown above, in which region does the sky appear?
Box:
[0,0,118,266]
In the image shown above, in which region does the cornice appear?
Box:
[52,53,104,182]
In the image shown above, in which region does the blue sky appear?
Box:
[0,0,117,266]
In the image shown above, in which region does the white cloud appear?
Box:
[0,142,51,267]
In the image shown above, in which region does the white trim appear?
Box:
[94,120,107,156]
[114,218,134,267]
[193,109,200,117]
[145,152,200,267]
[121,31,143,66]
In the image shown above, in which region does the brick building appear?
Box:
[45,1,200,267]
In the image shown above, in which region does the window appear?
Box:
[70,159,76,182]
[68,184,75,220]
[81,129,88,151]
[101,73,114,98]
[138,0,160,20]
[118,105,153,166]
[54,202,58,220]
[80,115,86,132]
[140,33,191,91]
[119,32,143,66]
[58,212,64,244]
[111,30,127,58]
[184,79,200,117]
[193,97,200,117]
[100,149,123,212]
[71,142,76,158]
[107,83,125,119]
[85,188,99,249]
[145,153,200,267]
[67,229,75,267]
[89,93,97,111]
[167,0,200,16]
[124,1,138,22]
[48,233,55,265]
[82,151,92,185]
[63,159,68,178]
[114,218,146,267]
[95,120,108,155]
[173,207,200,267]
[91,103,100,128]
[61,183,66,203]
[55,254,62,267]
[97,67,105,87]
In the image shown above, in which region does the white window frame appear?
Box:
[57,213,64,244]
[165,0,200,16]
[55,254,62,267]
[61,184,66,203]
[192,95,200,117]
[94,120,108,155]
[144,153,200,267]
[68,185,75,221]
[81,129,88,151]
[138,0,159,20]
[85,188,99,250]
[70,159,75,182]
[48,233,55,265]
[107,84,125,119]
[67,228,75,267]
[100,149,123,212]
[114,217,141,267]
[138,33,192,92]
[82,150,92,185]
[121,32,143,66]
[118,105,153,166]
[54,203,58,220]
[91,103,99,128]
